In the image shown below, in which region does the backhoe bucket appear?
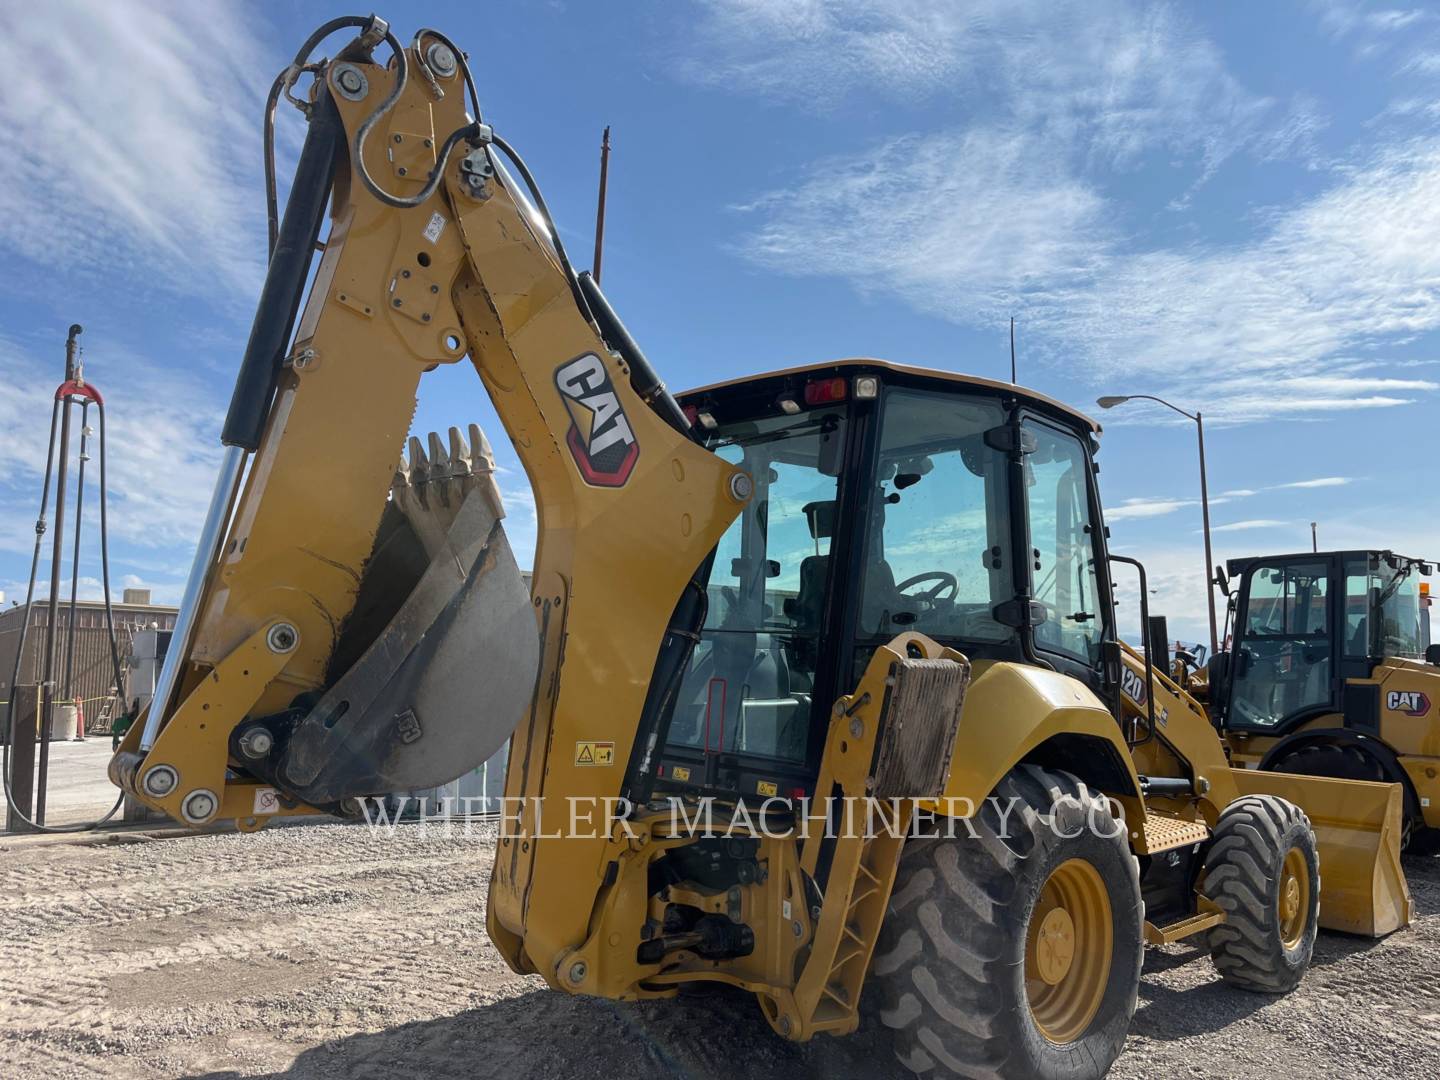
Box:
[1228,768,1412,937]
[274,425,540,806]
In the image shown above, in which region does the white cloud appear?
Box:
[1274,476,1353,489]
[696,2,1440,422]
[0,335,224,554]
[739,127,1109,318]
[0,1,273,300]
[1208,519,1288,533]
[1401,52,1440,75]
[734,126,1440,420]
[1313,1,1431,40]
[1105,497,1198,522]
[685,0,1279,179]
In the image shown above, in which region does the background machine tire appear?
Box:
[869,765,1143,1080]
[1269,743,1436,853]
[1200,794,1319,993]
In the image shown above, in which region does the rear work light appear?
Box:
[803,376,848,406]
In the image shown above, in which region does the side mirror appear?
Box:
[1207,651,1231,695]
[1427,644,1440,667]
[1099,639,1123,690]
[1213,565,1231,598]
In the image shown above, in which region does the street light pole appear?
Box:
[1096,393,1220,656]
[1195,410,1218,655]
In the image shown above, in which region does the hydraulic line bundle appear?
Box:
[3,325,128,832]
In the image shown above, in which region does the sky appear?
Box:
[1,0,1437,647]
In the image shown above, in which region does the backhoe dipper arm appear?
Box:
[109,15,746,962]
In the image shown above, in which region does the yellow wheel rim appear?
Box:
[1278,846,1310,949]
[1025,858,1113,1044]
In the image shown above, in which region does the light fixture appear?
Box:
[854,375,880,400]
[803,377,848,406]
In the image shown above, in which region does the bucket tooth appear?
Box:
[393,422,508,558]
[447,425,470,473]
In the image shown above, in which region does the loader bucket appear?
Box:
[1228,767,1412,937]
[275,426,540,806]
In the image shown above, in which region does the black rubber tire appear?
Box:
[1270,743,1430,852]
[1200,794,1319,993]
[869,765,1143,1080]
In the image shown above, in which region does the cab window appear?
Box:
[1343,557,1371,659]
[668,408,847,766]
[857,389,1014,646]
[1231,561,1332,728]
[1024,420,1105,665]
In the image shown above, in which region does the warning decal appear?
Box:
[575,741,616,766]
[756,780,778,797]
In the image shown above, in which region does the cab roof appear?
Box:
[1226,550,1435,574]
[680,358,1102,434]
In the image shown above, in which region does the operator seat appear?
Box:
[860,557,899,633]
[783,554,828,684]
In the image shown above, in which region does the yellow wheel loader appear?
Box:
[106,17,1409,1079]
[1202,550,1440,850]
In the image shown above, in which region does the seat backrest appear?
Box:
[787,555,830,634]
[860,557,897,634]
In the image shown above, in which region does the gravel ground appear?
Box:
[0,819,1436,1080]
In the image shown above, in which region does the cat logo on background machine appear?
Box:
[555,353,639,487]
[1386,690,1432,717]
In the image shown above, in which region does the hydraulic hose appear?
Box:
[265,15,376,258]
[489,133,595,326]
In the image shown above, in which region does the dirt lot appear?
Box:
[1,819,1437,1080]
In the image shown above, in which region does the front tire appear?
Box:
[1200,794,1319,993]
[870,765,1143,1080]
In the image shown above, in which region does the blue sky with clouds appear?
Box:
[1,0,1437,645]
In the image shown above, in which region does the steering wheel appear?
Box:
[895,571,958,605]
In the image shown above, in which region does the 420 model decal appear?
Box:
[555,353,639,487]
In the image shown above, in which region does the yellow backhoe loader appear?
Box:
[107,16,1410,1079]
[1195,550,1440,850]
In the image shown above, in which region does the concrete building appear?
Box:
[0,589,177,734]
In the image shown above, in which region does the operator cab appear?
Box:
[656,360,1119,801]
[1213,549,1435,733]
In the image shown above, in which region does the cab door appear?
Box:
[1228,556,1339,731]
[1020,416,1112,690]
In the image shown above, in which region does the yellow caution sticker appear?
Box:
[575,741,615,766]
[756,780,778,797]
[671,765,691,782]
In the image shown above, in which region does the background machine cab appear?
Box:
[1214,549,1440,846]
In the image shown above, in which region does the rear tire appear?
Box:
[870,765,1143,1080]
[1200,794,1319,993]
[1270,743,1431,852]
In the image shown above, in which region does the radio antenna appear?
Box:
[1010,316,1017,383]
[592,126,611,285]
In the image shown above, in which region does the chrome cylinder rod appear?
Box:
[139,444,246,750]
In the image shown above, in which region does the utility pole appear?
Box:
[592,126,611,285]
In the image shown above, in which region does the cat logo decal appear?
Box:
[555,354,639,487]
